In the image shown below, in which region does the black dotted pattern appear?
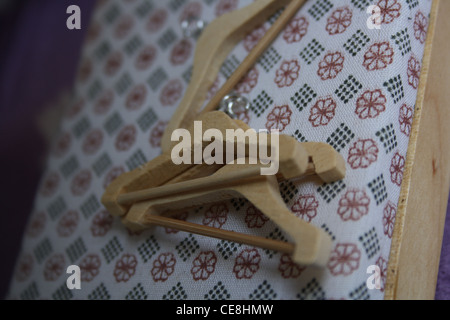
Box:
[391,28,411,56]
[72,117,91,139]
[343,29,370,57]
[204,281,231,300]
[88,283,111,300]
[257,47,282,73]
[335,75,363,104]
[125,283,148,300]
[103,112,123,136]
[52,283,74,300]
[114,72,133,95]
[290,83,317,112]
[317,180,346,204]
[299,39,325,65]
[66,237,87,263]
[293,130,308,143]
[308,0,334,21]
[376,123,398,154]
[326,123,355,153]
[157,28,178,51]
[33,238,52,264]
[217,240,239,260]
[249,280,277,300]
[250,90,274,117]
[359,227,380,259]
[163,282,187,300]
[101,236,123,264]
[147,67,168,91]
[137,235,160,263]
[349,282,371,300]
[92,153,112,177]
[176,234,199,262]
[297,278,326,300]
[383,74,404,104]
[126,149,148,170]
[19,282,39,300]
[80,194,101,219]
[47,196,67,221]
[368,174,388,206]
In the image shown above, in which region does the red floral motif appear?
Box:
[115,125,137,151]
[215,0,238,17]
[337,189,370,222]
[266,105,292,132]
[44,254,65,281]
[80,254,101,282]
[274,60,300,88]
[151,252,176,282]
[66,98,85,119]
[383,201,396,238]
[191,251,217,281]
[26,211,46,238]
[203,203,228,229]
[86,21,101,44]
[170,39,193,65]
[309,97,336,127]
[235,67,258,94]
[149,121,168,148]
[363,42,394,71]
[233,248,261,279]
[103,166,125,189]
[278,253,305,279]
[413,11,428,44]
[135,45,157,71]
[71,169,92,196]
[283,16,308,44]
[15,254,34,282]
[244,25,266,52]
[355,89,386,119]
[326,7,352,35]
[114,254,137,283]
[291,195,319,223]
[165,212,188,234]
[57,210,79,237]
[407,56,421,89]
[78,58,92,83]
[53,132,71,157]
[82,129,103,155]
[114,14,134,39]
[327,243,361,276]
[40,172,60,197]
[91,210,114,237]
[399,104,413,137]
[146,8,168,33]
[126,84,147,111]
[348,139,379,169]
[206,77,221,100]
[377,0,401,24]
[179,2,202,23]
[390,152,405,186]
[160,79,183,106]
[94,89,114,115]
[317,51,345,80]
[245,205,269,228]
[104,51,123,77]
[376,256,388,292]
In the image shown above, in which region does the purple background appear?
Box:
[0,0,448,300]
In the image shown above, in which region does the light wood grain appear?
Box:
[384,0,450,300]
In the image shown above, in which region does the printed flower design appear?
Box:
[91,210,114,237]
[86,21,101,44]
[160,79,183,106]
[80,254,101,282]
[103,166,125,189]
[104,51,123,77]
[245,205,269,228]
[348,139,379,169]
[135,45,157,71]
[115,125,137,152]
[53,132,71,157]
[407,56,421,89]
[233,248,261,279]
[94,89,114,115]
[317,51,344,80]
[244,25,266,52]
[327,243,361,276]
[355,89,387,119]
[151,252,176,282]
[383,201,397,238]
[291,195,319,223]
[376,256,388,292]
[149,121,168,148]
[283,16,308,44]
[66,98,85,119]
[146,8,168,33]
[114,14,134,39]
[203,203,228,229]
[40,172,60,197]
[390,152,405,186]
[235,67,258,94]
[413,11,428,44]
[179,2,203,23]
[165,212,188,234]
[78,58,92,83]
[26,212,46,238]
[309,97,336,127]
[399,104,413,137]
[114,254,137,283]
[215,0,238,17]
[326,7,352,35]
[191,251,217,281]
[377,0,401,24]
[82,129,103,155]
[170,39,192,65]
[126,84,147,111]
[337,189,370,222]
[274,60,300,88]
[44,254,66,281]
[278,254,305,279]
[363,42,394,71]
[57,210,79,237]
[70,169,92,196]
[266,105,292,132]
[15,254,34,282]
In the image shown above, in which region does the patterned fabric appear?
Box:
[8,0,433,300]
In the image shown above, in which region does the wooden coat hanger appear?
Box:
[102,0,346,267]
